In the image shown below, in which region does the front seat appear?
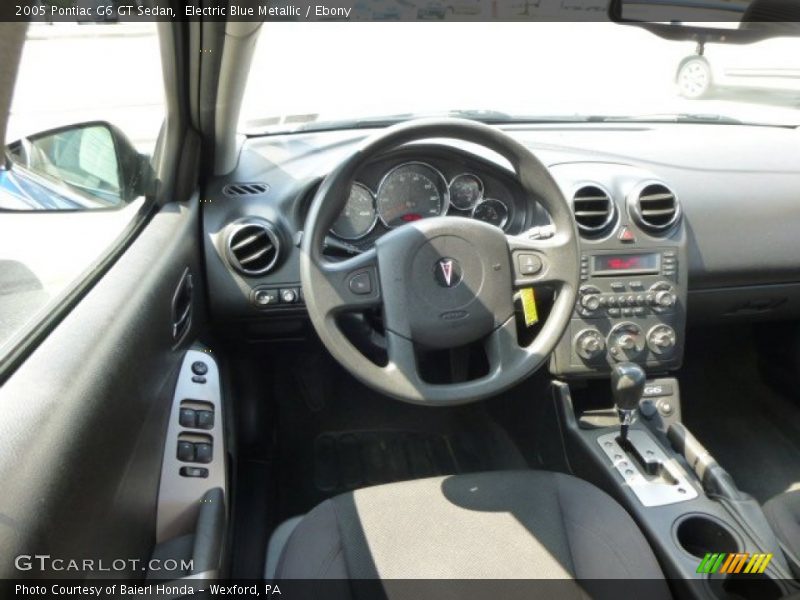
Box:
[268,470,670,594]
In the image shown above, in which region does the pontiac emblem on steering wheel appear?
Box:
[434,258,463,288]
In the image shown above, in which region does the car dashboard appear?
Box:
[202,122,800,378]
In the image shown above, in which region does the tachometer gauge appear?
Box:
[330,183,377,240]
[376,162,449,228]
[449,173,483,210]
[472,198,509,229]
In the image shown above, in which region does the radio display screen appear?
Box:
[592,253,660,275]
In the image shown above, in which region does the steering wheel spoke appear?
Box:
[385,330,421,385]
[485,316,523,373]
[506,230,576,288]
[317,249,382,315]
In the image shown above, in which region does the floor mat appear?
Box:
[271,346,530,520]
[679,326,800,504]
[313,429,506,496]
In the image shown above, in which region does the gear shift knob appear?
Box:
[611,362,646,441]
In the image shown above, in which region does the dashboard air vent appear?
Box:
[223,182,270,197]
[572,185,617,236]
[225,219,281,276]
[630,183,681,234]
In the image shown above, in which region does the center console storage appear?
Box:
[553,380,799,600]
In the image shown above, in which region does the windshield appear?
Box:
[240,22,800,132]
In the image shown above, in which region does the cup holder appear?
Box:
[675,514,740,558]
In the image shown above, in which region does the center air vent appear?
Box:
[223,182,270,197]
[225,219,281,276]
[630,183,681,234]
[572,184,617,236]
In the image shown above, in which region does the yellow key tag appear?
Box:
[520,288,539,327]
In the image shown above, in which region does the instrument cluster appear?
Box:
[329,159,519,244]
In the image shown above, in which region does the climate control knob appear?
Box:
[574,329,606,361]
[607,322,645,361]
[647,325,677,355]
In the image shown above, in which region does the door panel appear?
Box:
[0,197,204,578]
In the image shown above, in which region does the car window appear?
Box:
[0,22,164,361]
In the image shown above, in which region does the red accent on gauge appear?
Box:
[402,214,422,222]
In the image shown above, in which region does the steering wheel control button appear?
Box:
[179,408,197,429]
[177,441,195,462]
[433,257,463,288]
[192,375,207,384]
[180,467,209,479]
[348,271,373,295]
[191,361,208,376]
[517,253,543,276]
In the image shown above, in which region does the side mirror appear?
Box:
[6,121,153,206]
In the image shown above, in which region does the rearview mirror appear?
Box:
[609,0,800,44]
[6,121,153,207]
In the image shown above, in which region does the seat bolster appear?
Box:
[763,490,800,578]
[555,473,669,586]
[275,500,349,579]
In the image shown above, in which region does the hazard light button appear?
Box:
[618,227,636,243]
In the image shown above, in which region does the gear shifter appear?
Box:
[611,362,646,443]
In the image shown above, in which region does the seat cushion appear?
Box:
[763,490,800,578]
[274,470,669,592]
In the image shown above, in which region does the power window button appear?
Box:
[179,408,197,428]
[180,466,208,478]
[177,441,195,462]
[196,410,215,430]
[195,443,213,464]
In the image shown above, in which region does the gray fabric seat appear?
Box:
[271,470,670,595]
[763,490,800,578]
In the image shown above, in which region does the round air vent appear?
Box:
[629,182,681,234]
[225,219,281,276]
[572,184,617,237]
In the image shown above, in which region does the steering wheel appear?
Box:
[300,119,579,405]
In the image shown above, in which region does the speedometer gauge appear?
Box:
[449,173,483,210]
[330,183,377,240]
[376,163,449,228]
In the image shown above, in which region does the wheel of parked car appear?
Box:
[300,118,580,405]
[677,56,713,99]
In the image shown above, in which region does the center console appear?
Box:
[554,373,799,600]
